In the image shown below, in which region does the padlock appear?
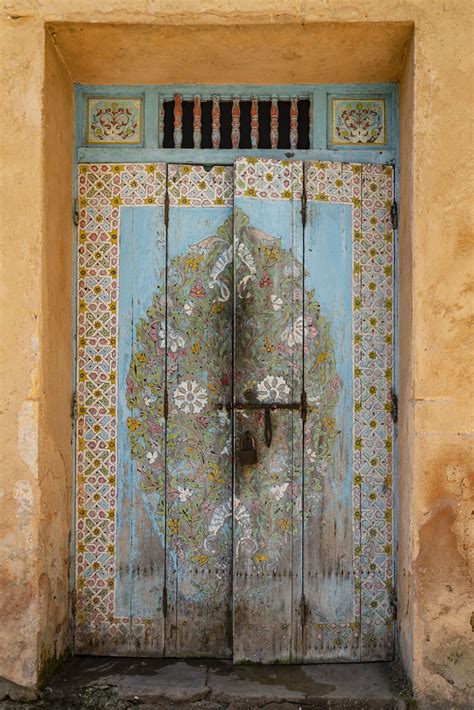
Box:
[239,430,258,465]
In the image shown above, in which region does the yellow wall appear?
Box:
[0,1,472,705]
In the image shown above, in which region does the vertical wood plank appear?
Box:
[174,94,183,149]
[164,164,234,657]
[302,176,356,661]
[212,96,220,150]
[116,196,167,655]
[232,157,304,663]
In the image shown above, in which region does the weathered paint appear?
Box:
[74,159,395,664]
[1,5,473,706]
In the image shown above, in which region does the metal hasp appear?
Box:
[233,390,307,448]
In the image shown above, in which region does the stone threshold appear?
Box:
[0,657,413,709]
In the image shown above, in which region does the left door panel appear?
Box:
[76,164,167,654]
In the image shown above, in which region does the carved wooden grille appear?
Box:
[161,94,311,150]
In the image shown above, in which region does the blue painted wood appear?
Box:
[77,147,396,165]
[117,205,166,653]
[303,201,355,659]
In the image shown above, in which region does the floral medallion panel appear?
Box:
[76,163,167,654]
[330,98,386,146]
[87,98,143,145]
[304,161,395,662]
[232,157,305,662]
[164,164,234,656]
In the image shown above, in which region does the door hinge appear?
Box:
[390,387,398,424]
[162,584,168,617]
[164,388,169,420]
[390,201,398,231]
[71,391,77,420]
[164,190,169,228]
[73,198,79,226]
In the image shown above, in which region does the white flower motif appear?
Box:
[173,379,208,414]
[177,486,193,502]
[307,394,321,407]
[271,294,283,311]
[280,315,305,348]
[183,302,194,316]
[270,482,289,500]
[217,408,230,424]
[237,241,256,275]
[159,321,186,352]
[307,449,318,463]
[256,375,290,403]
[146,450,158,464]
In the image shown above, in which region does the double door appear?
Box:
[75,158,395,662]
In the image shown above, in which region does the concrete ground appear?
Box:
[0,657,414,709]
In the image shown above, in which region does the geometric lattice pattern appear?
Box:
[75,164,166,651]
[234,157,303,200]
[168,163,233,206]
[306,161,394,659]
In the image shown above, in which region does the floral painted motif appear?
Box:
[126,210,234,597]
[331,99,386,146]
[256,375,290,403]
[87,98,143,144]
[173,380,208,414]
[126,206,339,592]
[233,204,339,575]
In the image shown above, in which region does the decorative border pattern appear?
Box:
[306,161,394,659]
[168,164,233,206]
[75,164,166,652]
[234,157,303,200]
[330,98,386,146]
[87,98,143,145]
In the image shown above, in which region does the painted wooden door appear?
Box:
[75,159,395,662]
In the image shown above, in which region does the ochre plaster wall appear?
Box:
[38,31,74,677]
[0,20,74,688]
[0,1,473,706]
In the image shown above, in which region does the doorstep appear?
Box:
[0,657,413,709]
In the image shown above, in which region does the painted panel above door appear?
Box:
[75,84,398,166]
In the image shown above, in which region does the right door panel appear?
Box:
[303,161,395,662]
